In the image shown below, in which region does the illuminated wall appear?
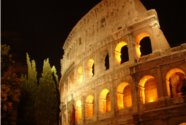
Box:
[115,41,128,64]
[77,66,83,83]
[87,59,94,78]
[166,68,185,97]
[85,95,94,118]
[135,33,151,59]
[99,89,111,113]
[75,100,82,123]
[117,82,132,110]
[59,0,186,125]
[139,75,158,104]
[123,85,132,107]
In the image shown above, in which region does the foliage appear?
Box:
[1,45,60,125]
[17,53,38,125]
[1,44,21,125]
[1,44,14,74]
[18,54,59,125]
[35,58,59,125]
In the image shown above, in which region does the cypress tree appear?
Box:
[17,53,37,125]
[35,59,59,125]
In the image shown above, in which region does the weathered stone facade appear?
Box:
[59,0,186,125]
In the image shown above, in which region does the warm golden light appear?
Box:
[148,97,154,103]
[116,82,132,109]
[139,75,158,104]
[179,123,186,125]
[77,66,83,83]
[135,44,141,59]
[117,93,124,109]
[75,100,82,122]
[115,41,127,63]
[144,79,158,103]
[135,32,150,59]
[123,85,132,107]
[99,89,111,113]
[87,59,94,78]
[85,95,94,118]
[166,68,185,97]
[78,66,83,74]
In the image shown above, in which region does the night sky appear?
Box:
[2,0,186,76]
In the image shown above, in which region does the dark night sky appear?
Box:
[2,0,186,76]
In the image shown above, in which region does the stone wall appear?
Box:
[59,0,186,125]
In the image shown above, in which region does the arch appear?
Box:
[116,82,132,110]
[139,75,158,104]
[87,59,95,78]
[99,89,111,113]
[105,53,110,70]
[123,85,132,107]
[136,32,152,58]
[166,68,186,97]
[75,100,82,122]
[77,66,83,83]
[85,95,94,118]
[115,41,129,64]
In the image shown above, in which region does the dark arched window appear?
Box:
[105,54,110,70]
[92,64,95,76]
[140,37,152,56]
[120,46,129,64]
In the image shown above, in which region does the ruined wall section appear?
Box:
[61,0,147,75]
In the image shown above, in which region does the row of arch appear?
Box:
[115,33,152,64]
[74,68,186,122]
[76,33,152,83]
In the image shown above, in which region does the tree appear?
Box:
[1,44,14,74]
[1,44,21,125]
[35,58,59,125]
[17,53,38,125]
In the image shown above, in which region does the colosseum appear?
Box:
[59,0,186,125]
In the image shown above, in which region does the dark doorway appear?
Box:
[105,54,110,70]
[140,37,152,56]
[120,46,129,64]
[92,64,95,76]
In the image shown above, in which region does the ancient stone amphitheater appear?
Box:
[59,0,186,125]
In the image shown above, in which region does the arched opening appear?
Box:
[77,66,83,83]
[87,59,95,78]
[123,85,132,107]
[166,68,186,97]
[117,82,132,110]
[140,37,152,56]
[139,75,158,104]
[136,33,152,58]
[105,54,110,70]
[85,95,94,118]
[75,100,82,122]
[92,64,95,76]
[121,46,129,64]
[115,41,129,64]
[99,89,111,113]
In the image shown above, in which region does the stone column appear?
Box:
[128,34,137,63]
[154,66,165,100]
[94,89,99,121]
